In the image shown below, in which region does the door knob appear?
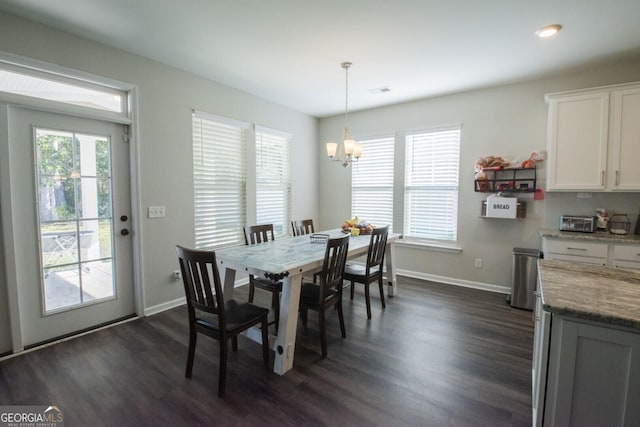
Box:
[120,228,130,236]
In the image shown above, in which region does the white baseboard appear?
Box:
[143,278,250,317]
[144,296,186,316]
[143,271,509,317]
[396,269,511,295]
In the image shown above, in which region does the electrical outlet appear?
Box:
[148,206,166,218]
[474,258,483,269]
[173,270,182,281]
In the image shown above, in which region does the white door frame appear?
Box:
[0,53,143,354]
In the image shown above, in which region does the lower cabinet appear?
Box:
[541,237,607,265]
[541,316,640,426]
[542,236,640,268]
[612,244,640,268]
[532,291,551,427]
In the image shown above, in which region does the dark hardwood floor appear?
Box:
[0,277,534,426]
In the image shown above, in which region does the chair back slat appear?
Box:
[176,246,224,319]
[366,226,389,274]
[244,224,275,245]
[319,234,350,300]
[291,219,315,236]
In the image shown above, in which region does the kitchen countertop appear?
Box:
[537,259,640,330]
[540,228,640,243]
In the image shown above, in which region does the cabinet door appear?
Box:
[545,317,640,427]
[546,92,609,191]
[542,238,608,266]
[610,87,640,190]
[532,292,551,427]
[612,244,640,268]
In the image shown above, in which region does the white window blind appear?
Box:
[351,135,395,230]
[404,126,461,241]
[255,126,291,237]
[192,113,247,249]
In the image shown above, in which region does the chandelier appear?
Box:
[326,62,362,167]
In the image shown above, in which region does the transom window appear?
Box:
[0,67,125,113]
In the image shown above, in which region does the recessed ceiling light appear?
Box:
[369,86,391,95]
[535,24,562,38]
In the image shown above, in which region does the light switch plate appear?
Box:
[148,206,165,218]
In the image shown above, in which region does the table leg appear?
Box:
[385,242,398,297]
[273,271,302,375]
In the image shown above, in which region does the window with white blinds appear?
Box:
[351,135,395,230]
[192,113,247,249]
[404,126,461,241]
[255,127,291,237]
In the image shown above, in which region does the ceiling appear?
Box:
[2,0,640,117]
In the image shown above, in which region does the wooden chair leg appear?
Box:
[378,277,386,309]
[218,339,228,397]
[350,280,355,300]
[232,335,238,352]
[248,281,255,303]
[261,317,270,365]
[185,328,197,378]
[319,309,327,358]
[337,302,346,338]
[364,283,372,319]
[300,308,308,329]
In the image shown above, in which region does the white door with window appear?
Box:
[8,107,135,346]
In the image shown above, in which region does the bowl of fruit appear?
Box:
[341,217,374,235]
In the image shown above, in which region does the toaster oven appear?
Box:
[559,215,598,233]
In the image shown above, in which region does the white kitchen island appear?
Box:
[534,260,640,427]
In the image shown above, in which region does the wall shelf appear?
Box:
[474,167,536,193]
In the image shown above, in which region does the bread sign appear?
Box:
[485,195,518,219]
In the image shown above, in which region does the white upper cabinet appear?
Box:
[546,82,640,191]
[610,87,640,190]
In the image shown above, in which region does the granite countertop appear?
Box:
[537,259,640,330]
[540,228,640,244]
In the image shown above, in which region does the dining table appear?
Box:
[215,228,401,375]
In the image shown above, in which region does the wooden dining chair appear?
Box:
[175,245,270,397]
[291,219,315,236]
[244,224,283,333]
[343,225,389,319]
[299,234,350,358]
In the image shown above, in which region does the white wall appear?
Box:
[0,12,318,353]
[319,61,640,291]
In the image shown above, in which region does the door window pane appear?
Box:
[35,128,116,313]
